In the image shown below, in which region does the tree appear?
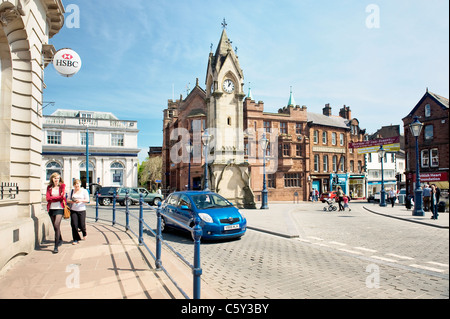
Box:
[138,156,162,190]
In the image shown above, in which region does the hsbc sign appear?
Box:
[53,48,82,77]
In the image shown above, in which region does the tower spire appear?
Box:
[247,82,253,100]
[288,86,296,107]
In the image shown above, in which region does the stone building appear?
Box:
[402,90,449,196]
[0,0,64,270]
[162,26,368,204]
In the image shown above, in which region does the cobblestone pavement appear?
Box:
[88,202,449,299]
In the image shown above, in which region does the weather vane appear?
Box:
[221,18,227,29]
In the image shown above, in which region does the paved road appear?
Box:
[88,202,449,299]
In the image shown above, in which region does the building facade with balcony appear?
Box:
[42,109,140,195]
[0,0,64,271]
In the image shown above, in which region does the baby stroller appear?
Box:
[323,198,337,211]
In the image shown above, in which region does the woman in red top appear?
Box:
[46,172,66,253]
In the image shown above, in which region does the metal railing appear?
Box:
[94,191,202,299]
[1,182,19,200]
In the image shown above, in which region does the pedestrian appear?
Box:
[46,172,66,254]
[388,188,396,207]
[336,186,344,211]
[343,195,351,211]
[430,184,439,220]
[315,189,319,202]
[67,179,89,244]
[422,184,431,211]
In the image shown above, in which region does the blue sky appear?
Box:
[43,0,449,163]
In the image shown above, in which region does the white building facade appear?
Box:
[42,110,140,195]
[366,151,404,196]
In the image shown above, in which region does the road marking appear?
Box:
[354,247,377,253]
[298,238,311,243]
[308,236,324,241]
[329,241,346,246]
[427,261,449,268]
[386,253,414,260]
[370,255,397,263]
[313,242,330,248]
[409,264,447,273]
[339,248,363,255]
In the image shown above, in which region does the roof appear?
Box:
[307,112,350,129]
[403,90,449,120]
[49,109,119,120]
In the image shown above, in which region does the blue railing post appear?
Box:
[112,190,117,226]
[155,202,162,270]
[139,193,143,245]
[125,189,130,230]
[192,216,202,299]
[95,191,99,222]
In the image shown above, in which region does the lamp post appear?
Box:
[185,142,192,190]
[409,116,424,216]
[85,128,90,195]
[260,133,269,209]
[377,145,386,207]
[202,130,211,191]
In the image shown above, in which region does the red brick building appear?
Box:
[402,90,449,196]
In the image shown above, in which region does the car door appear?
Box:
[164,193,180,227]
[176,194,193,226]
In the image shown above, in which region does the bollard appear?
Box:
[125,189,130,230]
[192,216,202,299]
[95,191,99,222]
[112,190,116,226]
[138,193,143,245]
[155,202,162,270]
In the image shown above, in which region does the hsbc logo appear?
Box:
[53,48,82,77]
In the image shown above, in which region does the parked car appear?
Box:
[160,191,247,240]
[96,186,119,206]
[367,192,381,203]
[116,187,163,206]
[320,191,337,203]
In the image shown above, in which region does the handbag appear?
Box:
[63,201,71,219]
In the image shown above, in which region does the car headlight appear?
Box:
[198,213,213,223]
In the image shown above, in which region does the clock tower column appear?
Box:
[204,25,255,208]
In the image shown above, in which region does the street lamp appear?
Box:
[202,130,211,191]
[185,142,192,190]
[260,133,269,209]
[409,116,424,216]
[377,145,386,207]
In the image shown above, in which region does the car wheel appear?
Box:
[126,198,133,206]
[102,198,111,206]
[153,198,162,206]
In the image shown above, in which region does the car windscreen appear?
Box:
[191,194,233,209]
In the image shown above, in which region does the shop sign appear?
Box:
[53,48,82,77]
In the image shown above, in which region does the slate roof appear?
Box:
[307,112,350,129]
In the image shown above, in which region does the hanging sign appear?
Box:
[349,136,400,154]
[53,48,82,77]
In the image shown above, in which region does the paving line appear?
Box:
[339,248,363,255]
[370,255,397,263]
[353,247,377,253]
[307,236,324,241]
[329,241,346,246]
[426,261,449,268]
[385,253,414,260]
[409,264,447,273]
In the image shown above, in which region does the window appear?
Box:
[227,117,231,126]
[280,122,287,134]
[332,133,336,145]
[264,121,271,133]
[332,155,338,172]
[357,161,362,173]
[322,132,327,144]
[46,162,62,181]
[296,144,301,157]
[323,155,328,172]
[81,132,94,146]
[111,133,124,146]
[111,162,124,185]
[178,194,191,209]
[424,125,433,140]
[284,173,300,188]
[314,130,319,144]
[314,155,319,172]
[339,156,345,171]
[430,148,439,167]
[47,131,61,145]
[421,150,429,168]
[296,123,302,135]
[368,153,372,162]
[283,144,290,156]
[268,174,276,188]
[350,160,354,172]
[425,104,431,117]
[339,133,344,146]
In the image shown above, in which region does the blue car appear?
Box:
[160,191,247,240]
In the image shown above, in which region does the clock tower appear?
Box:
[205,23,255,208]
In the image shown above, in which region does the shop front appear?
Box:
[349,175,366,199]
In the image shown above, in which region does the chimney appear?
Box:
[323,103,332,116]
[339,105,352,119]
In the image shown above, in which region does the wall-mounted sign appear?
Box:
[349,136,401,154]
[53,48,82,77]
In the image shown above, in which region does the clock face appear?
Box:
[223,79,235,93]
